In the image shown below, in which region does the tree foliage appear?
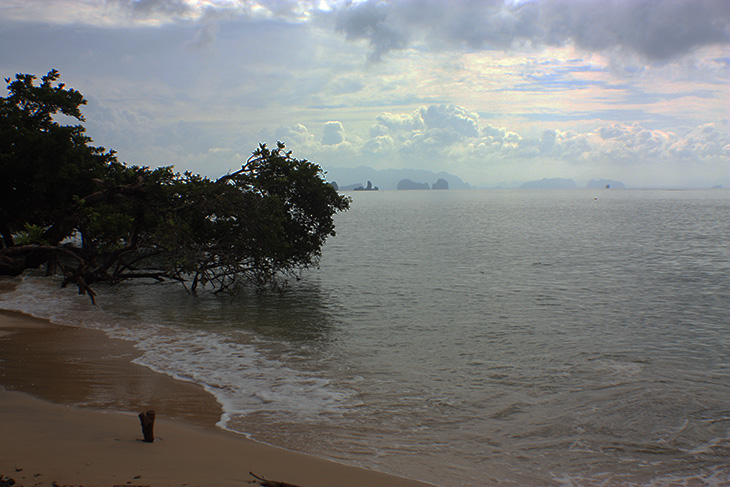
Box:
[0,70,349,302]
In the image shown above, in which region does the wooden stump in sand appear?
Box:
[138,410,156,443]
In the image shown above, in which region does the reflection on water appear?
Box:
[108,278,338,342]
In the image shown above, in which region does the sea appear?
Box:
[2,189,729,487]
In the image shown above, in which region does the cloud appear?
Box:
[270,103,728,187]
[396,107,480,151]
[359,104,730,167]
[596,122,730,161]
[334,0,730,62]
[368,105,481,153]
[82,88,728,187]
[3,1,724,189]
[321,121,346,145]
[375,110,425,132]
[274,123,317,147]
[122,0,192,18]
[327,75,366,95]
[188,22,219,50]
[7,0,727,63]
[362,134,395,154]
[541,0,730,61]
[0,0,321,27]
[420,105,481,138]
[334,0,408,62]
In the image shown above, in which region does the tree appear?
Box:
[0,70,350,302]
[0,69,117,247]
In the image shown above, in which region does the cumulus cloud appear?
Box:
[530,129,593,161]
[84,94,728,187]
[334,0,730,62]
[375,110,425,132]
[302,104,730,183]
[322,121,346,145]
[677,123,730,158]
[473,125,525,154]
[272,121,357,153]
[596,122,730,161]
[271,110,728,186]
[363,134,395,154]
[420,105,481,138]
[274,123,317,147]
[370,105,481,151]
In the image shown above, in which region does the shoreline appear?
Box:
[0,306,433,487]
[0,308,223,429]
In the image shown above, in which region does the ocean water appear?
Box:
[2,189,729,486]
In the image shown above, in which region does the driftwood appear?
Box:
[249,472,303,487]
[138,410,156,443]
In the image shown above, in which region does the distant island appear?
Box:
[587,179,626,189]
[328,167,635,191]
[325,166,469,191]
[432,178,449,190]
[336,182,363,191]
[353,181,378,191]
[520,178,578,189]
[395,177,450,190]
[397,179,430,190]
[517,178,628,189]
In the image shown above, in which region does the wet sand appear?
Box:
[0,309,222,427]
[0,307,433,487]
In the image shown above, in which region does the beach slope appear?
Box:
[0,310,432,487]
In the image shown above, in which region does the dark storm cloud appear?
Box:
[335,0,730,61]
[335,0,408,61]
[540,0,730,60]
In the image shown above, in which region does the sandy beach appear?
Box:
[0,306,433,487]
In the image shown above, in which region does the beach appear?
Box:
[0,307,432,487]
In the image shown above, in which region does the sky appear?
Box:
[1,0,728,188]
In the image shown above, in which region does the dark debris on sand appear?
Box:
[249,472,302,487]
[1,474,95,487]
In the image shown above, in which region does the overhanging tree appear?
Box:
[0,70,350,302]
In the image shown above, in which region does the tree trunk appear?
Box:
[138,410,156,443]
[0,219,14,249]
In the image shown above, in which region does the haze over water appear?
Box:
[2,189,729,486]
